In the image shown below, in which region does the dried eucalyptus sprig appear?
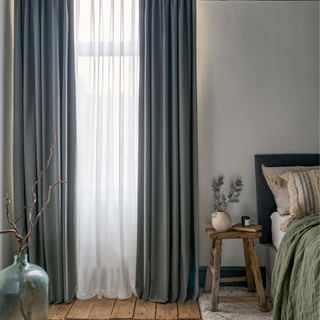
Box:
[211,176,244,212]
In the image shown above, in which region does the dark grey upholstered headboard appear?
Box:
[255,154,319,244]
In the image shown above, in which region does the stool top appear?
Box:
[206,227,262,240]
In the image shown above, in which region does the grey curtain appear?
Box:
[136,0,199,302]
[13,0,76,303]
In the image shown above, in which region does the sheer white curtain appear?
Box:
[74,0,139,299]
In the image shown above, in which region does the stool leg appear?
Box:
[247,239,268,312]
[243,238,255,292]
[210,239,222,312]
[204,240,215,293]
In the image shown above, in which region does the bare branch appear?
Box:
[33,181,67,226]
[26,274,36,319]
[0,229,24,245]
[5,191,15,229]
[19,273,28,320]
[0,229,20,235]
[1,133,66,320]
[26,135,57,234]
[1,134,67,257]
[15,202,29,225]
[4,190,24,245]
[18,135,57,254]
[21,180,67,254]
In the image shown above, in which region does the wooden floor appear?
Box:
[49,296,202,320]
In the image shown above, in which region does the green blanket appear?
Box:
[272,213,320,320]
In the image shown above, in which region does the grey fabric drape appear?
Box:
[136,0,199,302]
[13,0,77,303]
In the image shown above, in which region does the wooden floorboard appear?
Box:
[110,296,137,319]
[49,297,201,320]
[133,299,156,319]
[66,297,96,319]
[49,299,75,319]
[88,298,116,319]
[177,299,201,319]
[156,301,178,320]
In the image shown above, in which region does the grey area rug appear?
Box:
[199,287,273,320]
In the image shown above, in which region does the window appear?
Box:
[74,0,139,299]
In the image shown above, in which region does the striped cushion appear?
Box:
[261,165,319,216]
[278,170,320,231]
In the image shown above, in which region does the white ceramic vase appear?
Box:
[212,211,231,232]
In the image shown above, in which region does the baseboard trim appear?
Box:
[199,266,266,287]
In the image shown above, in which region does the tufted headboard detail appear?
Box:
[254,154,319,244]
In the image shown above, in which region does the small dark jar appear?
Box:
[241,216,250,227]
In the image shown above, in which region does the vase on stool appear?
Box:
[0,253,49,320]
[212,211,231,232]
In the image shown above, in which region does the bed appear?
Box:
[254,154,319,318]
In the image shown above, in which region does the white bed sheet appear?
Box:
[271,212,287,250]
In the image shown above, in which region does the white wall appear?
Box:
[197,1,319,266]
[0,0,14,270]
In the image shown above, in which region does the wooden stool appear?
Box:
[204,228,268,312]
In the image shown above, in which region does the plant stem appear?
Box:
[18,262,28,320]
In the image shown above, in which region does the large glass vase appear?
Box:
[0,253,49,320]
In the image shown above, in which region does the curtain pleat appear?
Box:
[13,0,77,303]
[136,0,199,302]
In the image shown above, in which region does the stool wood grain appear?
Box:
[204,228,268,313]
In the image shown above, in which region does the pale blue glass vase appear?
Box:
[0,253,49,320]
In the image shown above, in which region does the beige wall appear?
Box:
[0,0,14,270]
[197,1,319,266]
[1,0,319,271]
